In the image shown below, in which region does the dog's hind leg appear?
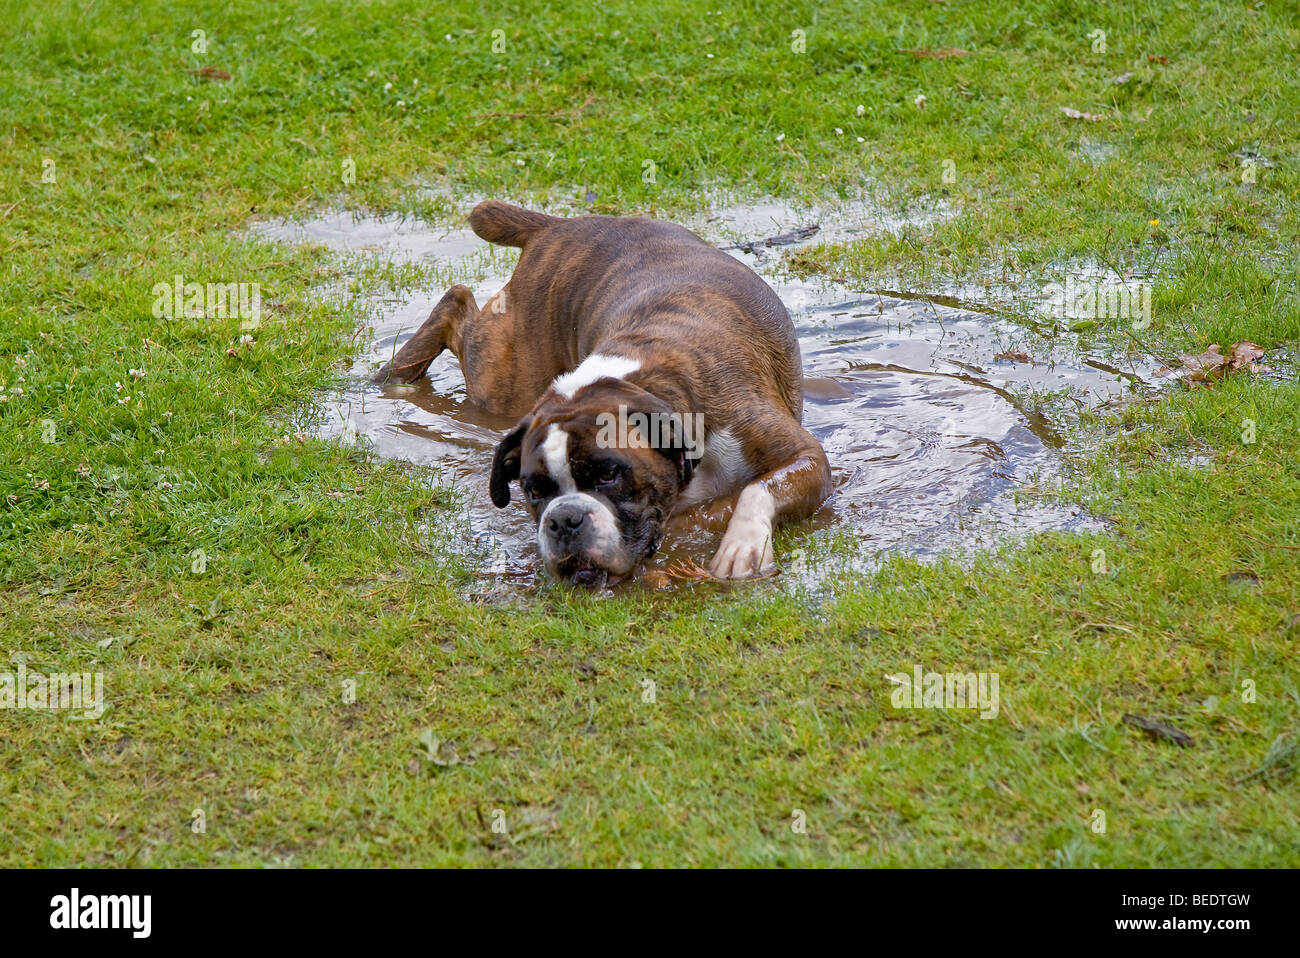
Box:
[371,285,478,384]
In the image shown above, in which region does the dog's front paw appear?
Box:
[709,490,776,578]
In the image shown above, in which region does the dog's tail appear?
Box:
[468,200,561,248]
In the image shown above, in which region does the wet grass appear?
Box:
[1,0,1298,866]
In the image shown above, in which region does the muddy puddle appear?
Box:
[253,197,1166,593]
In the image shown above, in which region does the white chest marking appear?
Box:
[677,427,752,510]
[552,353,641,398]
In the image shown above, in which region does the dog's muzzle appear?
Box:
[538,493,631,586]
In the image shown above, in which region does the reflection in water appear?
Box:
[257,204,1163,591]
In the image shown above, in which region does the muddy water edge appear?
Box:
[253,198,1165,595]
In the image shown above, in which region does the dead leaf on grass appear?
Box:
[656,559,717,583]
[190,67,232,81]
[1122,713,1194,748]
[1171,341,1267,383]
[721,224,820,254]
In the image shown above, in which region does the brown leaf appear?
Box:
[1228,340,1265,370]
[995,350,1030,363]
[190,67,232,81]
[658,559,717,582]
[1178,343,1228,381]
[720,224,819,254]
[1176,341,1267,382]
[905,47,971,59]
[641,569,673,590]
[1061,106,1106,122]
[1122,713,1194,747]
[1148,55,1169,65]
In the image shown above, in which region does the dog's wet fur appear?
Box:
[374,201,832,585]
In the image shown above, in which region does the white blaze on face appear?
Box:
[536,424,629,573]
[551,353,641,399]
[540,423,575,493]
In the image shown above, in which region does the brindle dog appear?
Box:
[373,201,832,586]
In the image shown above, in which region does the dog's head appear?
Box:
[489,381,697,586]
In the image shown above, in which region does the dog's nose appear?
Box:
[546,502,590,539]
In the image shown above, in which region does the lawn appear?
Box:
[1,0,1297,866]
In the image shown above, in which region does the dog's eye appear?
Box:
[595,462,622,486]
[524,477,554,503]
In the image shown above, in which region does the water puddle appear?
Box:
[254,198,1166,593]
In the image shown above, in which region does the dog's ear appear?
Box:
[489,418,531,507]
[656,443,694,489]
[649,415,696,489]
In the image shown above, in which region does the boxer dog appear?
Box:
[373,201,832,586]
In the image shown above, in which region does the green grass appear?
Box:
[1,0,1298,866]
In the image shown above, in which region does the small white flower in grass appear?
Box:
[516,158,526,166]
[12,387,22,395]
[129,368,145,378]
[775,132,785,142]
[163,411,173,418]
[706,53,714,58]
[384,82,392,92]
[856,104,865,116]
[914,94,927,108]
[0,395,7,403]
[835,127,843,135]
[397,100,406,108]
[444,33,451,41]
[14,357,25,368]
[117,396,129,404]
[240,334,254,346]
[115,381,123,391]
[857,136,865,143]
